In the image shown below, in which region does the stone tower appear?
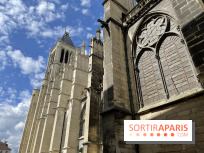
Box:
[19,0,204,153]
[18,28,104,153]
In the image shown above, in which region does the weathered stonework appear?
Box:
[19,0,204,153]
[19,29,104,153]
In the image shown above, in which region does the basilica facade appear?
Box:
[19,0,204,153]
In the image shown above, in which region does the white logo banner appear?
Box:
[124,120,192,142]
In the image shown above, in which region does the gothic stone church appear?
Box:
[18,0,204,153]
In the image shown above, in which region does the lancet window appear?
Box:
[60,49,72,64]
[60,49,64,63]
[132,14,200,108]
[79,103,86,137]
[65,51,68,63]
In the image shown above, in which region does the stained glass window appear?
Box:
[133,15,200,108]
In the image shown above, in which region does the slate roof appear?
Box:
[61,32,75,47]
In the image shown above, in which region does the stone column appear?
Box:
[83,33,104,153]
[25,80,48,153]
[39,75,61,153]
[18,89,40,153]
[32,80,52,153]
[63,54,89,153]
[38,44,63,153]
[49,64,73,153]
[101,0,135,152]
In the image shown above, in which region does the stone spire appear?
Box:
[82,39,85,54]
[96,26,101,40]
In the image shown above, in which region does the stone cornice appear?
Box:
[124,0,162,28]
[102,0,128,12]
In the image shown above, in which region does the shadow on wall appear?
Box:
[137,94,204,153]
[182,12,204,73]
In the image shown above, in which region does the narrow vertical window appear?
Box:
[158,35,199,97]
[60,49,64,63]
[79,104,86,137]
[137,50,165,106]
[65,51,68,63]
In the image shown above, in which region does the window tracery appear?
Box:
[133,14,200,108]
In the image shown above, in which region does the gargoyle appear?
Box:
[97,19,110,36]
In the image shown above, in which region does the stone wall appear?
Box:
[138,92,204,153]
[171,0,204,84]
[102,0,204,153]
[125,0,204,153]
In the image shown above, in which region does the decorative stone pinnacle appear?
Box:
[82,39,85,54]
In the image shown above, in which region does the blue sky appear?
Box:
[0,0,103,152]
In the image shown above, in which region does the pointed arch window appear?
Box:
[65,51,69,63]
[60,49,64,63]
[79,103,86,137]
[133,14,200,108]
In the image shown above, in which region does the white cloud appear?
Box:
[0,0,69,45]
[0,89,32,153]
[6,0,26,16]
[0,86,5,97]
[36,1,55,15]
[0,35,9,46]
[0,0,6,4]
[60,3,69,11]
[35,1,64,23]
[70,5,80,11]
[7,50,46,75]
[86,27,92,31]
[6,130,11,135]
[5,88,17,103]
[87,33,93,39]
[49,0,60,4]
[69,26,84,37]
[15,121,25,131]
[81,0,91,7]
[0,50,7,70]
[0,12,17,35]
[82,9,89,15]
[30,78,42,89]
[4,48,46,89]
[30,73,45,89]
[40,26,64,38]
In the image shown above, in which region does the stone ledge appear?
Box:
[100,105,131,115]
[137,89,204,115]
